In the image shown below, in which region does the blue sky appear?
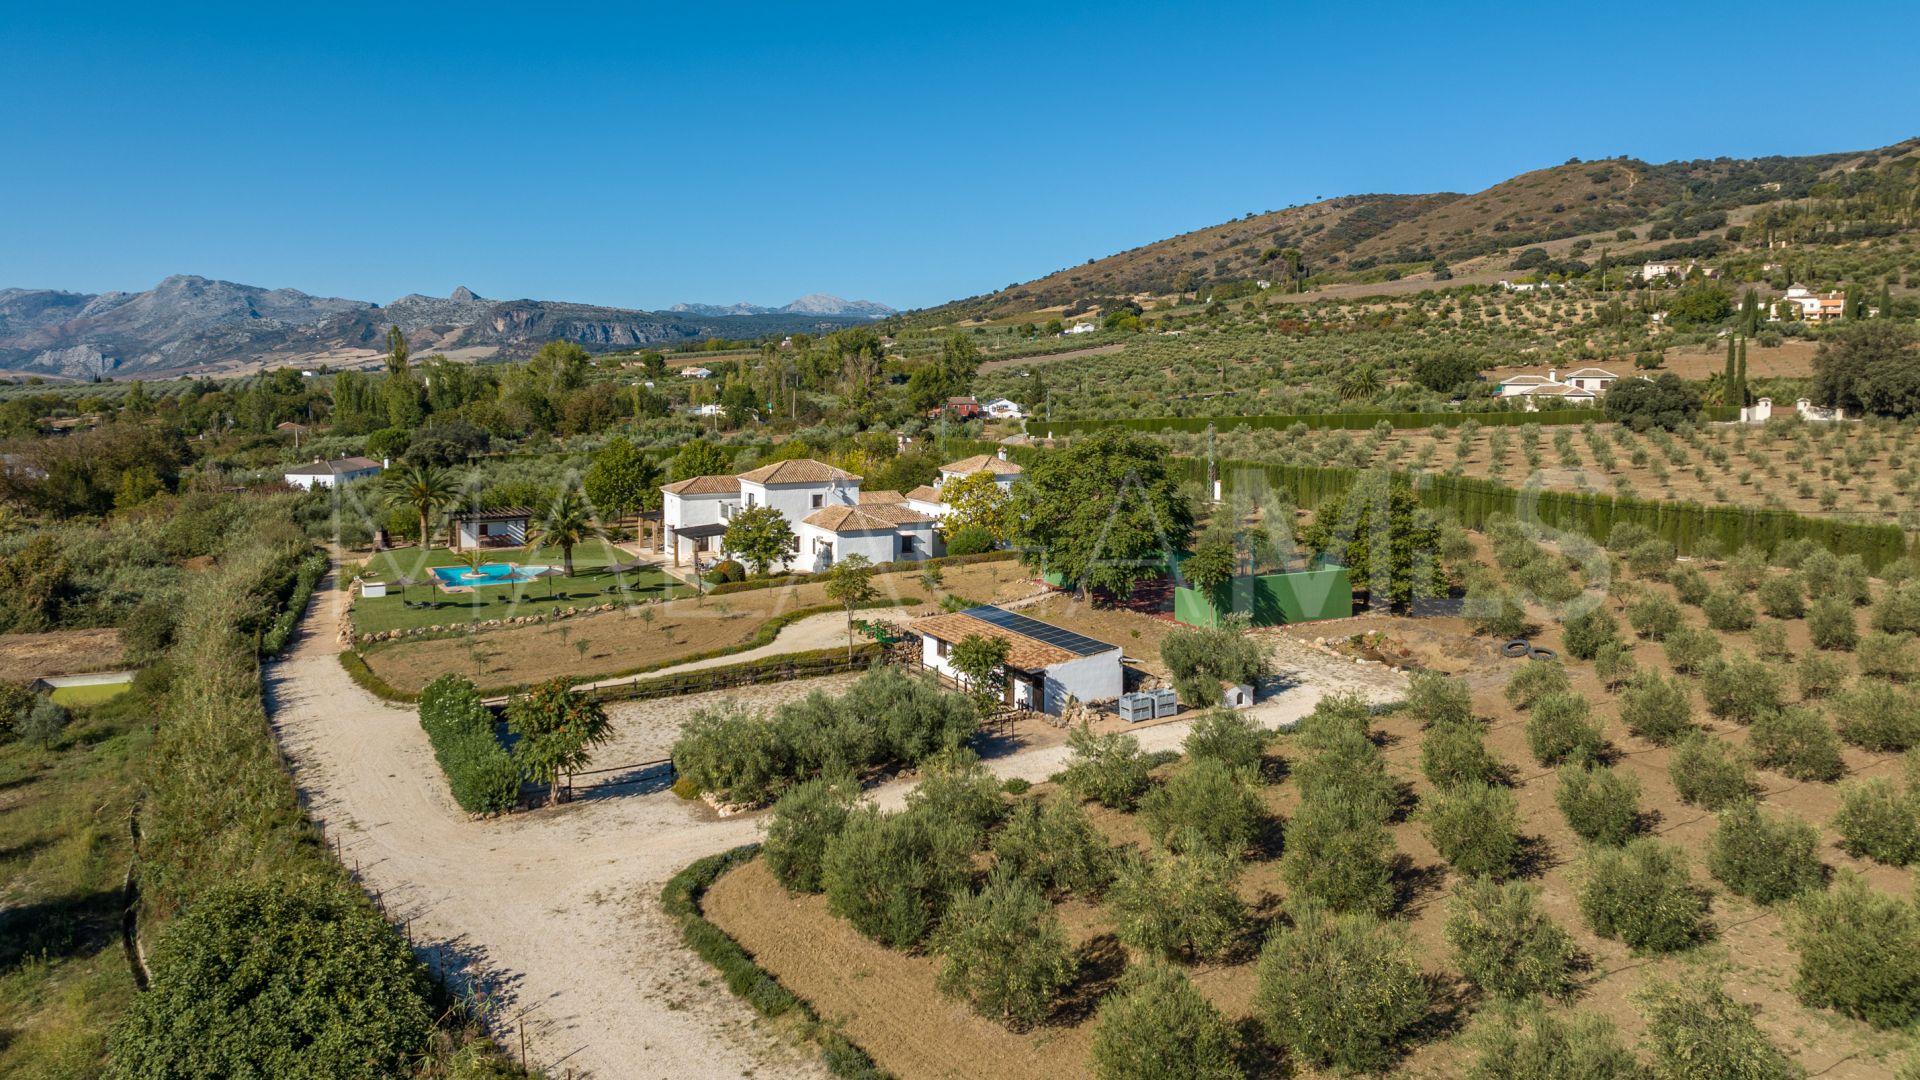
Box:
[4,2,1917,312]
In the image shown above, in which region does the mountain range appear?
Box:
[669,294,894,318]
[0,278,887,380]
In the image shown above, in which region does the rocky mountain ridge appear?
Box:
[669,293,894,318]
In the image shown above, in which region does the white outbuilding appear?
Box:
[911,604,1124,715]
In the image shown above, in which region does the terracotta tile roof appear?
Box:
[802,504,933,533]
[858,489,906,504]
[906,484,943,503]
[940,454,1023,476]
[287,456,383,475]
[1517,384,1594,397]
[909,612,1077,669]
[736,458,860,485]
[661,474,741,495]
[1563,367,1619,379]
[451,506,531,523]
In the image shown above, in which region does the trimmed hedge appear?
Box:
[661,846,887,1080]
[418,674,520,815]
[1035,407,1740,438]
[261,547,330,657]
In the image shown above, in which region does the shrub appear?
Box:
[416,674,519,814]
[1758,573,1807,619]
[1664,626,1723,675]
[1636,975,1798,1080]
[821,805,977,948]
[1707,800,1826,904]
[1701,654,1784,724]
[1859,632,1919,683]
[1787,873,1920,1028]
[1058,727,1152,809]
[1466,582,1530,639]
[1181,708,1268,773]
[1444,878,1579,1001]
[1465,1007,1642,1080]
[1831,777,1920,866]
[1526,691,1605,766]
[905,750,1006,841]
[944,525,995,556]
[1669,736,1754,809]
[1671,565,1711,606]
[1748,706,1845,781]
[1579,839,1710,953]
[1627,538,1678,579]
[1140,758,1264,856]
[1594,641,1637,690]
[1872,581,1920,636]
[1555,763,1641,846]
[1423,782,1521,878]
[1620,670,1696,744]
[932,870,1076,1029]
[1809,596,1859,651]
[1504,660,1570,710]
[1088,961,1241,1080]
[1160,616,1268,709]
[1561,603,1621,661]
[990,798,1114,898]
[1831,679,1920,751]
[1702,587,1757,632]
[763,776,858,893]
[1406,670,1474,728]
[1421,720,1503,790]
[1107,847,1247,962]
[1797,652,1850,700]
[672,702,794,805]
[1253,906,1434,1075]
[1281,793,1397,916]
[842,665,979,765]
[107,879,435,1079]
[1627,592,1683,640]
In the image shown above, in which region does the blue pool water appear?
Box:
[430,563,559,587]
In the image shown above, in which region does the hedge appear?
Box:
[661,846,888,1080]
[706,549,1018,597]
[418,675,520,814]
[1031,406,1742,438]
[261,547,330,657]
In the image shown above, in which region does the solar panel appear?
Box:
[961,606,1114,657]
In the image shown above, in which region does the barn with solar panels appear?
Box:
[910,604,1124,716]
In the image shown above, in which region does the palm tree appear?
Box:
[383,461,457,552]
[530,489,600,577]
[1338,364,1382,402]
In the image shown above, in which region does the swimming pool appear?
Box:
[430,563,560,588]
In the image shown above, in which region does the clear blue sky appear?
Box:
[5,2,1916,312]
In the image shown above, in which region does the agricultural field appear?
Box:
[682,519,1920,1079]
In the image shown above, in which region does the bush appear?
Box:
[1444,878,1579,1001]
[1465,582,1530,639]
[1406,670,1473,728]
[1787,873,1920,1028]
[1636,976,1798,1080]
[1282,792,1397,916]
[1181,708,1268,773]
[991,797,1114,897]
[705,558,745,584]
[821,805,977,948]
[763,776,858,893]
[1702,587,1757,632]
[932,870,1076,1029]
[1859,632,1919,683]
[1701,654,1784,724]
[1671,565,1711,606]
[1253,906,1434,1075]
[1465,1007,1642,1080]
[1421,720,1503,790]
[1620,670,1696,744]
[1669,735,1754,809]
[1873,581,1920,636]
[944,525,995,556]
[1797,652,1850,700]
[1758,574,1807,619]
[1594,641,1637,690]
[108,878,435,1079]
[1556,764,1641,846]
[1627,592,1684,640]
[1832,678,1920,751]
[1423,782,1521,878]
[1160,617,1268,709]
[1664,626,1723,675]
[1707,800,1825,904]
[416,674,519,815]
[1526,691,1605,766]
[1748,706,1845,781]
[1107,847,1247,962]
[905,750,1006,841]
[1627,538,1678,579]
[1831,777,1920,865]
[1058,727,1153,809]
[1560,603,1620,661]
[1579,839,1710,953]
[1089,960,1241,1080]
[1140,758,1264,856]
[1809,596,1859,651]
[1504,660,1569,710]
[672,702,794,805]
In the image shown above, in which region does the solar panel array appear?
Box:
[962,605,1114,657]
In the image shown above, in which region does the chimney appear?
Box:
[1548,368,1558,384]
[996,447,1008,461]
[382,457,390,469]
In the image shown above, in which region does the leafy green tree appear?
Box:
[1179,534,1237,623]
[1007,428,1194,600]
[1160,614,1269,708]
[1422,721,1502,790]
[1106,847,1247,962]
[823,553,877,659]
[1139,758,1264,856]
[933,870,1076,1029]
[1813,320,1920,418]
[1787,873,1920,1028]
[1300,471,1446,609]
[669,438,733,480]
[582,436,661,520]
[764,776,858,893]
[530,488,601,576]
[1282,792,1397,916]
[1578,839,1710,954]
[507,674,613,805]
[1089,960,1241,1080]
[1604,373,1702,431]
[1059,727,1152,809]
[1748,706,1845,781]
[381,461,457,551]
[1636,975,1798,1080]
[1707,800,1825,905]
[1664,283,1734,327]
[949,633,1012,712]
[1445,878,1580,1001]
[107,879,435,1080]
[990,798,1115,898]
[1423,781,1522,878]
[721,504,797,577]
[1830,777,1920,865]
[822,805,976,949]
[940,469,1011,541]
[1181,708,1268,773]
[1556,763,1642,846]
[1465,1006,1642,1080]
[1669,735,1754,809]
[1253,906,1434,1074]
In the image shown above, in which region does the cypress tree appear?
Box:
[1723,335,1737,403]
[1879,280,1892,318]
[1736,337,1748,406]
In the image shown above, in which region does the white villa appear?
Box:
[283,456,384,490]
[1494,367,1620,410]
[659,457,936,573]
[1781,285,1846,322]
[905,451,1024,520]
[980,397,1025,420]
[911,604,1123,715]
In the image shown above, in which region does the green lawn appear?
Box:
[351,540,692,635]
[47,683,131,709]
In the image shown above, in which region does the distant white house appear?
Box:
[911,604,1123,715]
[980,397,1025,420]
[1063,322,1097,335]
[1740,397,1854,424]
[1782,285,1846,322]
[691,403,726,417]
[284,456,384,490]
[1494,367,1621,411]
[679,366,713,379]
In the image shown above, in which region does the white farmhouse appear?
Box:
[659,457,936,571]
[283,456,384,491]
[679,366,713,379]
[979,397,1025,420]
[659,474,740,565]
[1494,367,1617,410]
[906,451,1025,522]
[911,604,1124,715]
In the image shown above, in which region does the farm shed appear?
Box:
[911,604,1123,715]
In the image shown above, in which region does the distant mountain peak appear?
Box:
[670,294,894,319]
[450,285,480,302]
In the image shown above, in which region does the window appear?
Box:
[899,535,917,554]
[936,638,950,658]
[811,493,825,508]
[745,493,756,507]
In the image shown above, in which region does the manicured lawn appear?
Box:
[351,541,692,634]
[47,682,132,708]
